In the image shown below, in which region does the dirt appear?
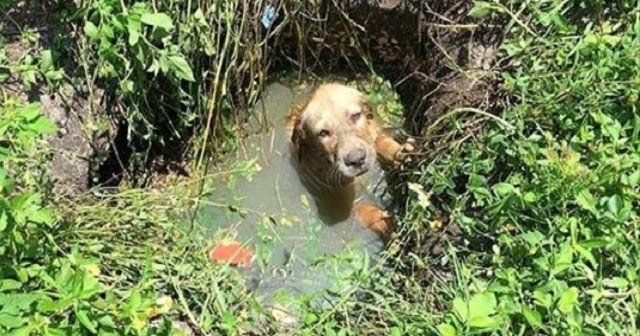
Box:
[1,1,110,195]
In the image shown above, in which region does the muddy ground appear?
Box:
[1,1,106,195]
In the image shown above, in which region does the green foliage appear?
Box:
[403,1,640,334]
[349,75,405,127]
[290,1,640,335]
[0,34,65,90]
[0,98,267,335]
[0,98,57,260]
[72,0,285,170]
[0,98,162,335]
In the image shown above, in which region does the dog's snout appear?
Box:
[344,148,367,168]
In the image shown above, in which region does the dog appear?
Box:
[285,82,414,240]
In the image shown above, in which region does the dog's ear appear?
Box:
[288,101,307,162]
[287,90,315,161]
[360,94,375,120]
[291,117,306,162]
[291,116,302,149]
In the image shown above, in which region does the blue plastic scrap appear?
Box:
[261,5,278,29]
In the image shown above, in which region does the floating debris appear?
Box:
[261,5,278,29]
[209,241,254,268]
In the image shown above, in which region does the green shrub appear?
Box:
[71,0,311,171]
[0,97,269,335]
[407,1,640,334]
[301,1,640,335]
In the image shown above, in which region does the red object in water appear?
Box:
[209,242,253,268]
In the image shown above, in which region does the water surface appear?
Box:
[198,81,390,306]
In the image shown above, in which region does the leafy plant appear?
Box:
[70,0,301,176]
[350,75,405,127]
[0,99,57,260]
[0,97,268,335]
[292,1,640,335]
[404,1,640,334]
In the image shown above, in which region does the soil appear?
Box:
[1,1,104,195]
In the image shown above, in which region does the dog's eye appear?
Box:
[350,112,362,122]
[318,129,331,137]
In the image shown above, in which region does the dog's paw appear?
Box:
[354,202,394,241]
[394,137,417,163]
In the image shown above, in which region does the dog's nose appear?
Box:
[344,148,367,168]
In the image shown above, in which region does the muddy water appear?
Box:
[199,81,390,307]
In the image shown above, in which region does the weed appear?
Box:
[284,1,640,335]
[397,1,640,335]
[67,0,312,177]
[5,0,640,334]
[350,75,405,128]
[0,97,274,334]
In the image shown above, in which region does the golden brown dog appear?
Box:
[285,82,414,240]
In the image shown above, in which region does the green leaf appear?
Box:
[628,170,640,187]
[43,327,68,336]
[452,297,468,322]
[523,192,537,203]
[579,238,608,249]
[437,323,457,336]
[468,1,498,18]
[26,117,57,134]
[492,182,516,196]
[0,212,7,232]
[521,230,544,247]
[140,13,174,30]
[193,8,208,27]
[127,16,141,46]
[607,194,622,216]
[97,314,117,328]
[522,306,542,329]
[469,315,499,329]
[75,307,97,333]
[168,55,195,82]
[159,56,170,73]
[37,297,73,313]
[0,293,37,312]
[603,277,629,289]
[19,103,40,121]
[0,313,25,328]
[388,328,401,336]
[468,292,497,319]
[0,279,23,292]
[83,22,99,39]
[39,50,53,71]
[304,313,318,324]
[28,208,55,226]
[45,70,64,81]
[557,287,579,313]
[533,291,552,308]
[78,272,102,299]
[575,189,597,214]
[8,326,31,336]
[100,23,114,39]
[573,243,597,267]
[128,28,140,46]
[552,242,573,275]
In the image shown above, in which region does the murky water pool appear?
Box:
[197,81,391,307]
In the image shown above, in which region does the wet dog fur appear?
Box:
[286,82,414,240]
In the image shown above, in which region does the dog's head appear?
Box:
[290,83,377,188]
